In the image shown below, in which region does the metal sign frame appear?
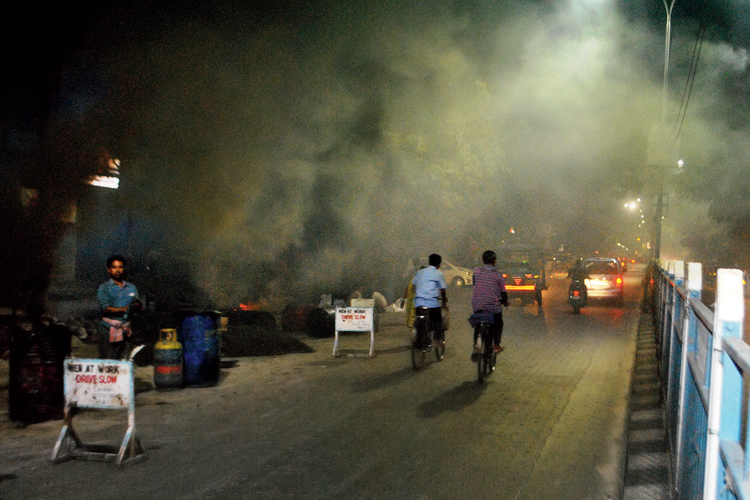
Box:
[333,307,375,357]
[50,358,146,467]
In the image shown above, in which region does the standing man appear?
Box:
[412,254,447,347]
[471,250,508,353]
[97,255,141,360]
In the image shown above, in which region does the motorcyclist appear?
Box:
[567,258,589,302]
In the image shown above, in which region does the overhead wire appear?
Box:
[670,15,708,145]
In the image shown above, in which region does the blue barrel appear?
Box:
[178,312,221,387]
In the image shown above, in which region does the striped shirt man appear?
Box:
[472,265,507,313]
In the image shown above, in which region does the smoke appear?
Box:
[32,0,750,308]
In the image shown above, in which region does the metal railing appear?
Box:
[652,260,748,500]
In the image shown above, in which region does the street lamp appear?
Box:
[652,0,678,261]
[662,0,677,124]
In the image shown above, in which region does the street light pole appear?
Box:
[653,0,677,261]
[662,0,677,125]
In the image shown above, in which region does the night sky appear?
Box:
[2,0,749,309]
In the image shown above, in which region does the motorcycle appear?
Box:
[568,279,588,314]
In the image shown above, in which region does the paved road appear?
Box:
[0,266,645,500]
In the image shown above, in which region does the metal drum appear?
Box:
[178,312,221,387]
[9,323,71,424]
[153,328,183,388]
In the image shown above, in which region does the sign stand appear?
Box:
[333,306,375,358]
[51,358,146,467]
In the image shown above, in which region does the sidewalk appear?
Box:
[622,308,672,499]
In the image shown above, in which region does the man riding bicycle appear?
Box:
[411,254,447,349]
[470,250,508,354]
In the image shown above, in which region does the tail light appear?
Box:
[616,277,623,286]
[573,290,580,297]
[502,273,508,278]
[524,273,535,278]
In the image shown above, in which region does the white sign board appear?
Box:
[335,307,374,331]
[52,358,145,466]
[64,359,133,409]
[333,307,375,357]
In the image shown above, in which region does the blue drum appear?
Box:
[178,311,221,387]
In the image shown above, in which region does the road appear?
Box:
[0,266,645,500]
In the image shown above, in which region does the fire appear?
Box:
[239,302,262,311]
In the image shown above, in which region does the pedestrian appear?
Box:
[97,255,142,360]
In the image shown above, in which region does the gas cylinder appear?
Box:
[153,328,183,388]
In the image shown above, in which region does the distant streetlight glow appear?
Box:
[624,199,641,210]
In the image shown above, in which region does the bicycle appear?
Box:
[472,319,497,383]
[411,307,445,370]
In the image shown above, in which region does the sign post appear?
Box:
[50,358,146,466]
[333,307,375,357]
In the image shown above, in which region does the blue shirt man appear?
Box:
[411,254,447,345]
[97,255,141,359]
[412,264,447,308]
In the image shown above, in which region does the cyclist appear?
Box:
[411,254,447,349]
[470,250,508,354]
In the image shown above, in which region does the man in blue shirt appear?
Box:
[411,254,447,349]
[97,255,142,359]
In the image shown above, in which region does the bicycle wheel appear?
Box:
[476,333,487,383]
[477,353,487,383]
[434,330,445,361]
[411,343,426,370]
[489,352,497,374]
[412,317,428,370]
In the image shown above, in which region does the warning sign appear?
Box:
[64,359,133,409]
[335,308,373,332]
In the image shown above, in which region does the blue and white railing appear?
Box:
[653,260,747,500]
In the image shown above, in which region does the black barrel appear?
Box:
[9,323,71,424]
[306,308,336,338]
[178,311,221,387]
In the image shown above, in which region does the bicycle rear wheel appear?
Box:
[411,344,426,370]
[477,352,487,383]
[434,329,445,361]
[476,336,487,383]
[478,325,495,383]
[411,337,427,370]
[488,352,497,374]
[412,318,428,370]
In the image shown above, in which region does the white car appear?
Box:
[440,260,474,287]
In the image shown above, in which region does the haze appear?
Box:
[3,0,749,310]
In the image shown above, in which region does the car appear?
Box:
[501,261,544,306]
[440,260,473,287]
[497,245,548,306]
[583,257,624,306]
